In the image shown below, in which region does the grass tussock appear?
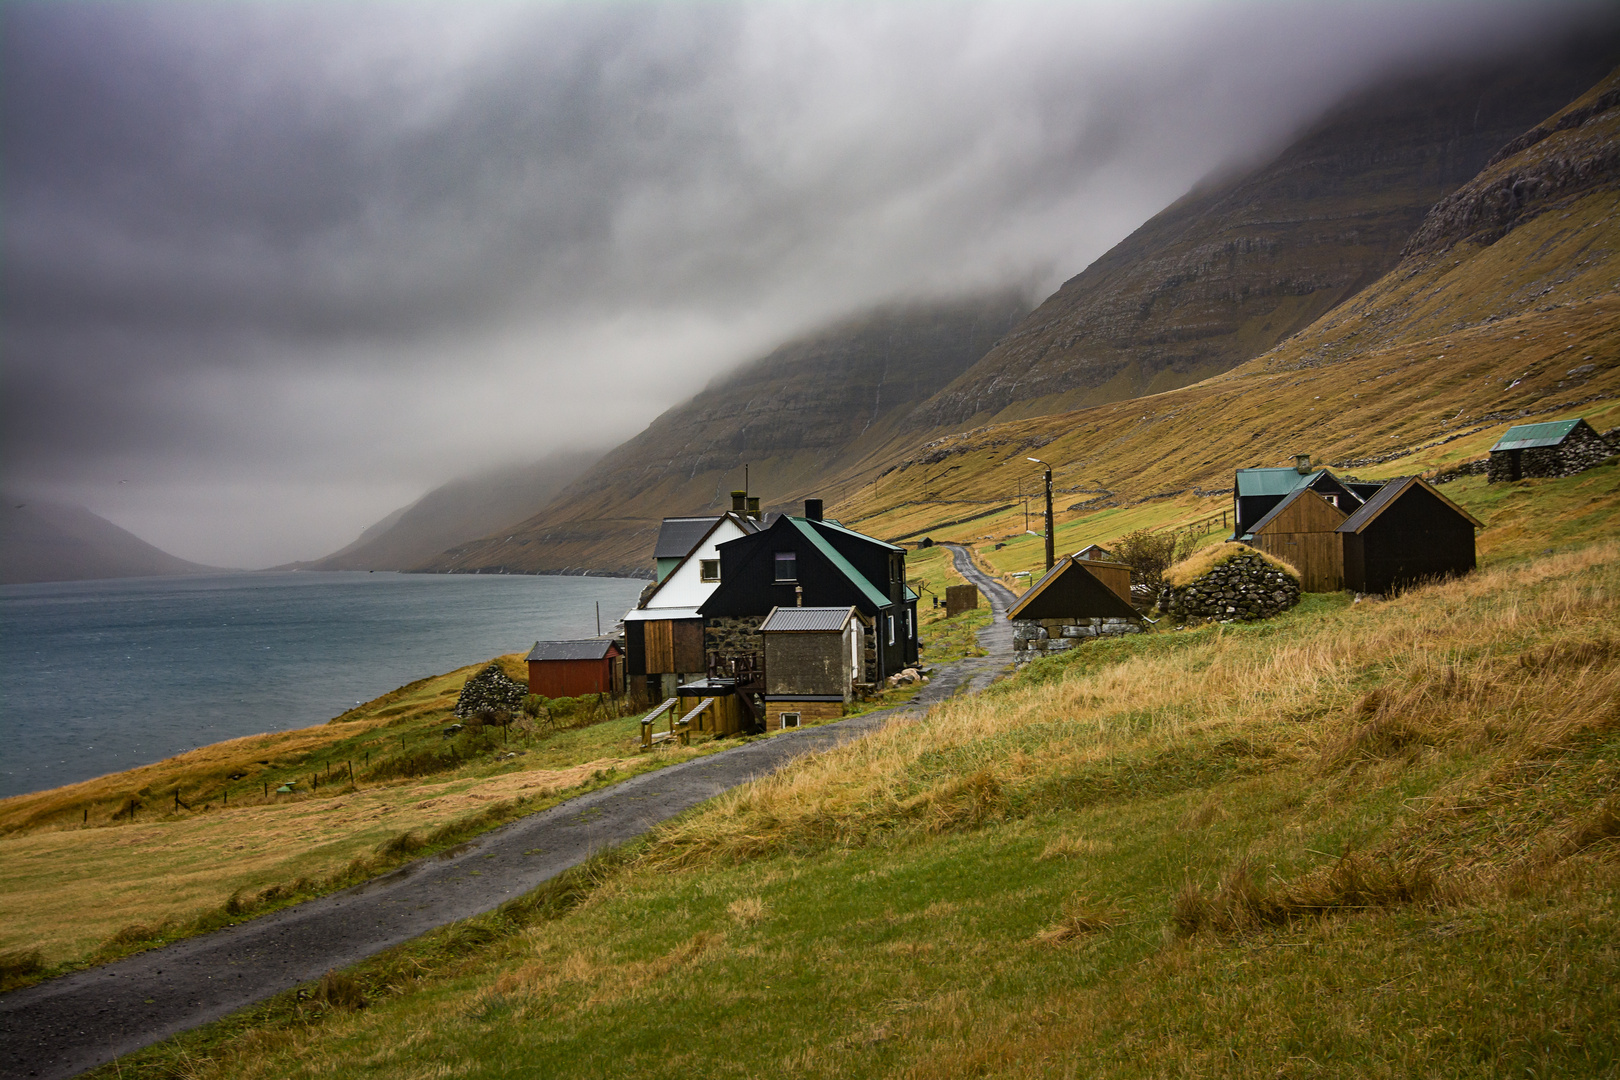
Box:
[1033,894,1116,946]
[1163,541,1300,587]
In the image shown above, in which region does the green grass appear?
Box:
[86,480,1620,1079]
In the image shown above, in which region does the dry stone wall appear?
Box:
[455,663,529,717]
[1488,425,1616,482]
[1157,552,1301,622]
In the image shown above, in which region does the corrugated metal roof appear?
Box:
[653,517,720,559]
[1235,467,1319,497]
[1490,418,1584,452]
[759,605,860,632]
[525,639,617,662]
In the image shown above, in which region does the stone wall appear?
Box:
[455,663,529,717]
[1433,459,1488,485]
[1157,551,1301,621]
[1489,424,1616,482]
[705,615,766,665]
[1012,617,1140,663]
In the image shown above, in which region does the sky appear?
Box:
[2,1,1609,568]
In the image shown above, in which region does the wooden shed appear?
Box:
[1007,556,1139,622]
[759,605,867,727]
[1245,487,1348,592]
[1337,476,1484,594]
[526,639,625,699]
[675,677,754,737]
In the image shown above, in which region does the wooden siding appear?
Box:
[638,619,705,675]
[529,650,624,699]
[1344,484,1476,594]
[1252,490,1346,592]
[1081,560,1132,605]
[765,700,843,726]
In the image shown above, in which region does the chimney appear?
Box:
[795,585,803,607]
[1294,454,1312,475]
[731,489,748,514]
[804,498,823,521]
[747,496,761,520]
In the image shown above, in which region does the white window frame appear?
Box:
[887,614,895,645]
[780,712,800,729]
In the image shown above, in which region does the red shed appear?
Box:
[525,639,625,699]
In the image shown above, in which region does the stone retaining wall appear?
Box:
[1157,551,1301,622]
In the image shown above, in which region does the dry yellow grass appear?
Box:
[0,756,631,966]
[1162,541,1299,587]
[637,540,1620,873]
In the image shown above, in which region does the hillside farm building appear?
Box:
[1008,554,1140,649]
[526,639,625,699]
[1244,487,1349,592]
[1488,418,1614,482]
[758,605,867,727]
[1338,476,1483,594]
[700,500,919,686]
[1232,460,1364,538]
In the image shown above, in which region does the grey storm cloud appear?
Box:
[2,0,1610,566]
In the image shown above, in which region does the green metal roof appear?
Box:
[786,517,892,611]
[1234,468,1321,497]
[1490,418,1584,452]
[807,517,905,552]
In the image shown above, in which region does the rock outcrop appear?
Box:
[1158,551,1301,622]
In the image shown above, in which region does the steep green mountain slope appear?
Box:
[418,295,1027,576]
[833,65,1620,548]
[295,451,601,572]
[0,498,220,584]
[902,39,1619,434]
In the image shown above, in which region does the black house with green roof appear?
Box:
[699,502,917,683]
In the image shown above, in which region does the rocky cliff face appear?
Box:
[1404,68,1620,256]
[416,294,1027,576]
[904,42,1620,434]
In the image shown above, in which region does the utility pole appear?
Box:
[1027,457,1055,571]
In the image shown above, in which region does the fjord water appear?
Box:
[0,572,646,799]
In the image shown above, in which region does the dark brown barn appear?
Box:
[1246,487,1348,592]
[1337,477,1484,594]
[526,639,625,699]
[1008,556,1139,622]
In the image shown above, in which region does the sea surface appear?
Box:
[0,571,647,799]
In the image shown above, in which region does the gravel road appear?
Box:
[0,553,1019,1080]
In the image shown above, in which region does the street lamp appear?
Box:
[1027,457,1055,571]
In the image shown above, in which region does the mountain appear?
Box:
[296,451,602,571]
[0,498,220,585]
[416,294,1029,576]
[903,38,1620,434]
[831,64,1620,540]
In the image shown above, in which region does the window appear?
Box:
[907,609,913,640]
[700,559,720,582]
[780,712,801,729]
[774,551,797,582]
[887,614,895,645]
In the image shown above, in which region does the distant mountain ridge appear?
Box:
[0,498,220,585]
[414,294,1029,576]
[902,38,1620,434]
[295,451,602,571]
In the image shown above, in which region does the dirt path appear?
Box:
[1,560,1024,1080]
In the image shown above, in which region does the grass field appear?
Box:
[81,466,1620,1079]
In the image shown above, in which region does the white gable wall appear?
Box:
[632,515,754,614]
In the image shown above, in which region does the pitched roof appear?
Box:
[1336,476,1484,534]
[759,605,863,632]
[653,517,720,559]
[1006,556,1141,622]
[1245,486,1347,536]
[1235,467,1320,497]
[525,639,618,662]
[1490,418,1586,452]
[785,517,892,610]
[806,517,905,552]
